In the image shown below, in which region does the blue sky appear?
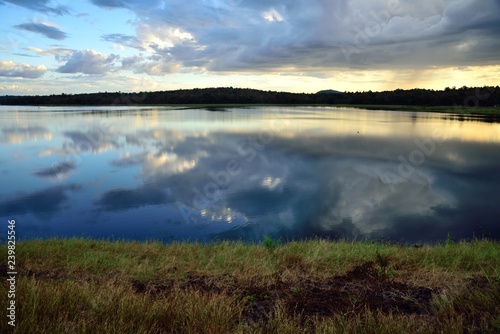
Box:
[1,0,499,95]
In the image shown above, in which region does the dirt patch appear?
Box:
[128,261,439,325]
[236,261,437,325]
[282,261,436,318]
[22,268,68,280]
[10,260,438,324]
[131,279,174,295]
[15,260,496,329]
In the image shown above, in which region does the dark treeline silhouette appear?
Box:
[1,86,499,107]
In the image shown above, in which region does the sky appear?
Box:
[0,0,499,95]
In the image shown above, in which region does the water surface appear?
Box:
[1,105,499,243]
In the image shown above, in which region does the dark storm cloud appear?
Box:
[0,0,69,15]
[89,0,500,74]
[14,22,67,40]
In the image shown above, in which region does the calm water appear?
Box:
[1,105,499,243]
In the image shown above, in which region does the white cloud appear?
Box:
[56,49,119,74]
[0,60,47,78]
[262,8,284,22]
[121,54,181,75]
[0,84,23,91]
[26,46,73,56]
[136,22,195,51]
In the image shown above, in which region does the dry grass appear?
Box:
[1,238,499,333]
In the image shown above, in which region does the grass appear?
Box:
[1,238,499,333]
[333,104,500,115]
[146,103,500,115]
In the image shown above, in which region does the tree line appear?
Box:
[0,86,499,107]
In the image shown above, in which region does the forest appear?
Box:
[0,86,499,107]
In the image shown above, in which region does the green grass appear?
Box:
[1,238,499,333]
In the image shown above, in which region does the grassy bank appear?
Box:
[333,104,500,115]
[153,104,500,115]
[1,238,499,333]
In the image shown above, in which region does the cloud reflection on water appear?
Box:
[1,107,499,243]
[34,161,76,181]
[0,184,81,219]
[1,126,52,144]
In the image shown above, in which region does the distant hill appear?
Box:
[316,89,342,94]
[1,86,499,107]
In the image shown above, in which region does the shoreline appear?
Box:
[2,238,499,333]
[2,103,500,115]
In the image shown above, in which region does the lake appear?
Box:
[1,105,499,244]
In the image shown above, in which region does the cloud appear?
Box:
[0,41,11,51]
[0,0,69,15]
[0,84,25,92]
[13,53,39,57]
[262,7,284,22]
[90,0,136,9]
[14,22,68,40]
[0,61,47,78]
[121,54,181,75]
[118,22,198,74]
[101,33,146,51]
[25,46,73,56]
[56,49,119,74]
[88,0,500,74]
